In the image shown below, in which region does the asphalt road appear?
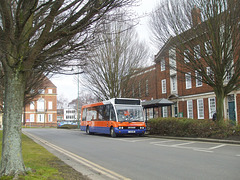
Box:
[23,128,240,180]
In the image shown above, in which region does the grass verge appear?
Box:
[0,131,89,180]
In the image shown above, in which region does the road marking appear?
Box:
[24,131,130,180]
[172,142,195,147]
[194,148,213,153]
[150,140,175,144]
[208,144,226,150]
[236,155,240,157]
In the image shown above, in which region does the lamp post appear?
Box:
[77,70,80,129]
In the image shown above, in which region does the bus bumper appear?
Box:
[114,127,146,135]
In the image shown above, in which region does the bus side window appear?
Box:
[82,108,87,121]
[110,105,116,121]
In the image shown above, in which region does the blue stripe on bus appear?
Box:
[81,126,145,135]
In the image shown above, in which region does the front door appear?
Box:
[228,101,236,125]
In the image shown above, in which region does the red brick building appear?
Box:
[23,78,57,127]
[128,5,240,124]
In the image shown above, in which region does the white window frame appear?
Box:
[48,101,53,110]
[161,79,166,94]
[30,114,35,122]
[30,101,35,110]
[48,114,53,122]
[37,98,45,112]
[194,45,201,60]
[208,97,216,119]
[138,82,141,97]
[187,100,193,119]
[161,59,165,71]
[206,67,214,81]
[145,79,149,96]
[171,75,177,93]
[195,70,202,87]
[197,99,204,119]
[48,89,53,94]
[37,114,45,123]
[184,49,190,63]
[162,106,168,117]
[185,73,192,89]
[205,40,212,56]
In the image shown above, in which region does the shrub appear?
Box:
[57,124,78,129]
[147,117,235,139]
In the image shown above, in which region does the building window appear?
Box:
[30,102,35,110]
[30,114,35,122]
[38,89,45,94]
[48,89,53,94]
[206,67,214,81]
[185,73,192,89]
[205,40,212,56]
[48,101,53,110]
[184,49,190,63]
[37,114,45,122]
[37,98,45,112]
[145,79,149,96]
[195,70,202,87]
[194,45,201,60]
[162,106,168,117]
[187,100,193,119]
[161,79,166,94]
[208,98,216,119]
[169,48,176,75]
[197,99,204,119]
[171,75,177,93]
[161,59,165,71]
[48,114,53,122]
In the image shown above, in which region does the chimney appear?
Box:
[191,5,201,27]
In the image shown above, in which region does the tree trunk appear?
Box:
[215,88,225,123]
[0,70,26,177]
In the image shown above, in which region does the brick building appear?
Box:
[23,77,57,127]
[129,5,240,124]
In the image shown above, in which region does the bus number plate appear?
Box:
[128,130,135,133]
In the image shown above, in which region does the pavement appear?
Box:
[146,134,240,145]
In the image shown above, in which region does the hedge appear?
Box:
[147,117,240,139]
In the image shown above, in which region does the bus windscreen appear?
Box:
[115,105,144,122]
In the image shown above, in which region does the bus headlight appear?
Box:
[119,126,124,129]
[140,127,145,129]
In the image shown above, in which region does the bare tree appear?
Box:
[149,0,240,122]
[81,16,149,100]
[0,0,134,177]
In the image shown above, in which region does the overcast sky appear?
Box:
[51,0,159,102]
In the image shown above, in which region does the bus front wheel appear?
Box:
[110,127,117,138]
[86,126,93,135]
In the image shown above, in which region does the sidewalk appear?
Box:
[146,134,240,145]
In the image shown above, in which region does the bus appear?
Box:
[80,98,146,137]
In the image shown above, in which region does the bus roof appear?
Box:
[82,98,141,108]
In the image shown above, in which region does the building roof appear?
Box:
[142,98,173,108]
[43,77,57,88]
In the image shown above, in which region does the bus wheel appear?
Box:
[110,127,117,138]
[86,126,92,135]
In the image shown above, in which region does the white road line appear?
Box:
[194,148,213,153]
[172,142,195,147]
[236,155,240,157]
[208,144,226,150]
[150,140,175,144]
[24,131,130,180]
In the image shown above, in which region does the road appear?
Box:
[23,128,240,180]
